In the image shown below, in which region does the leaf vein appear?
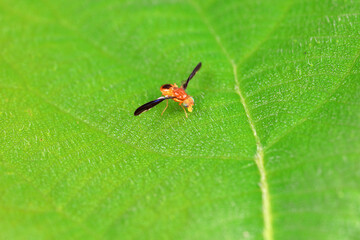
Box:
[265,50,360,150]
[189,2,274,240]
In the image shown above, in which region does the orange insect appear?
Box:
[134,62,201,118]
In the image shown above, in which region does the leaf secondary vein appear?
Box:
[265,50,360,150]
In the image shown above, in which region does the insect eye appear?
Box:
[161,84,172,89]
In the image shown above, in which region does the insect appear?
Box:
[134,62,202,118]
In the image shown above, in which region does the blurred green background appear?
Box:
[1,0,359,239]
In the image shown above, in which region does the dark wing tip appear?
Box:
[134,108,142,116]
[196,62,202,70]
[134,106,144,116]
[181,62,202,90]
[134,97,169,116]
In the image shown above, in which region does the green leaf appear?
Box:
[1,0,359,239]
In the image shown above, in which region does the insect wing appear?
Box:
[182,62,202,90]
[134,97,171,116]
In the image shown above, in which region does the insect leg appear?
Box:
[180,105,188,118]
[161,99,169,116]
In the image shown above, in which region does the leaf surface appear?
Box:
[1,0,360,239]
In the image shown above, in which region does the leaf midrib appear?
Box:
[188,1,277,240]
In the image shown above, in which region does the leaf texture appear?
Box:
[1,0,360,239]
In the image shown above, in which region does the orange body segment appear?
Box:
[159,83,194,116]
